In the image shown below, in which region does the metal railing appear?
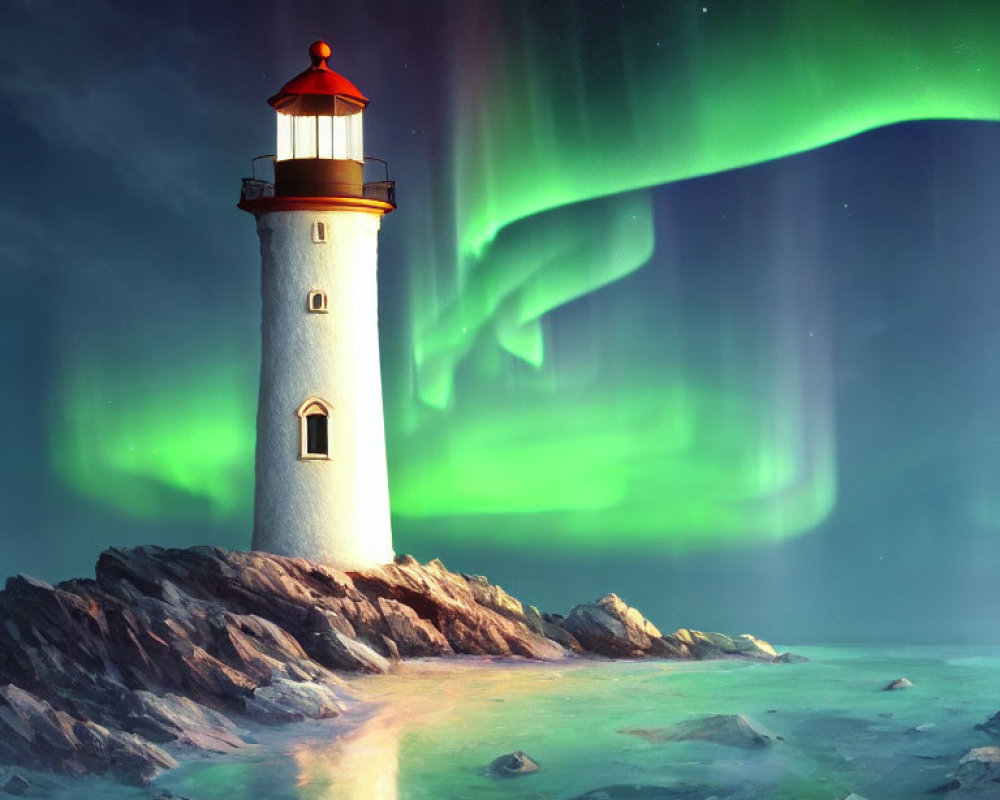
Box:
[239,155,397,208]
[241,178,275,203]
[363,180,396,207]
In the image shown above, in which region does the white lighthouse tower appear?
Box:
[239,41,396,570]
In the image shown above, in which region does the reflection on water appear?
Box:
[293,711,399,800]
[151,648,1000,800]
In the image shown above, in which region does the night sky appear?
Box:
[2,0,1000,644]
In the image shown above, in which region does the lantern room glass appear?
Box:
[275,98,364,162]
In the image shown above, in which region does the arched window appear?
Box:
[307,289,328,313]
[296,397,333,460]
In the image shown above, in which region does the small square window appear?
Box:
[307,289,328,313]
[312,221,328,243]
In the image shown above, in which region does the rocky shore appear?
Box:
[0,545,787,785]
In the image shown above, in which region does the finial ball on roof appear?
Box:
[309,41,332,65]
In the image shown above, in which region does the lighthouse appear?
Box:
[238,41,396,570]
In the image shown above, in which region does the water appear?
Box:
[45,646,1000,799]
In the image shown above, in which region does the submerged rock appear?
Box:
[487,750,540,776]
[621,714,776,749]
[778,652,809,664]
[952,746,1000,794]
[974,710,1000,738]
[1,773,30,796]
[885,677,913,690]
[0,545,786,781]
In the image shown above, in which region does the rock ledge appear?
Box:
[0,546,784,783]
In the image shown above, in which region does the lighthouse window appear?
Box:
[297,397,333,460]
[305,414,328,456]
[312,221,328,243]
[293,115,318,158]
[308,290,328,313]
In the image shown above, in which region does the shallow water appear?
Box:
[46,646,1000,799]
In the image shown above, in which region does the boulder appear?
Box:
[885,677,913,691]
[487,750,540,776]
[934,747,1000,797]
[958,745,1000,777]
[560,594,674,658]
[243,679,347,724]
[621,714,776,749]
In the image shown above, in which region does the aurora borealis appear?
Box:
[2,0,1000,642]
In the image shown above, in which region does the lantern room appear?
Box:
[268,41,369,199]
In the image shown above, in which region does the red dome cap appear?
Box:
[268,41,368,115]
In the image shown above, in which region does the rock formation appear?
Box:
[941,746,1000,797]
[620,714,777,749]
[0,546,784,783]
[487,750,540,776]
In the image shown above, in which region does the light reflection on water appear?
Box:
[146,648,1000,800]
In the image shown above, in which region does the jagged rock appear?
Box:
[353,561,565,660]
[621,714,776,749]
[885,677,913,690]
[125,691,244,752]
[671,629,777,661]
[488,750,540,776]
[304,608,391,673]
[0,545,785,782]
[560,594,676,658]
[0,684,176,784]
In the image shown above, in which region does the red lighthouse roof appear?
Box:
[268,41,369,115]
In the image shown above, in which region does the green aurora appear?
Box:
[55,1,1000,553]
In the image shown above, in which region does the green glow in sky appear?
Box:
[390,377,835,549]
[55,356,255,524]
[52,1,1000,553]
[412,0,1000,407]
[452,0,1000,262]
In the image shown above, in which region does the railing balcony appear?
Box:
[240,178,275,203]
[239,155,397,208]
[363,180,396,207]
